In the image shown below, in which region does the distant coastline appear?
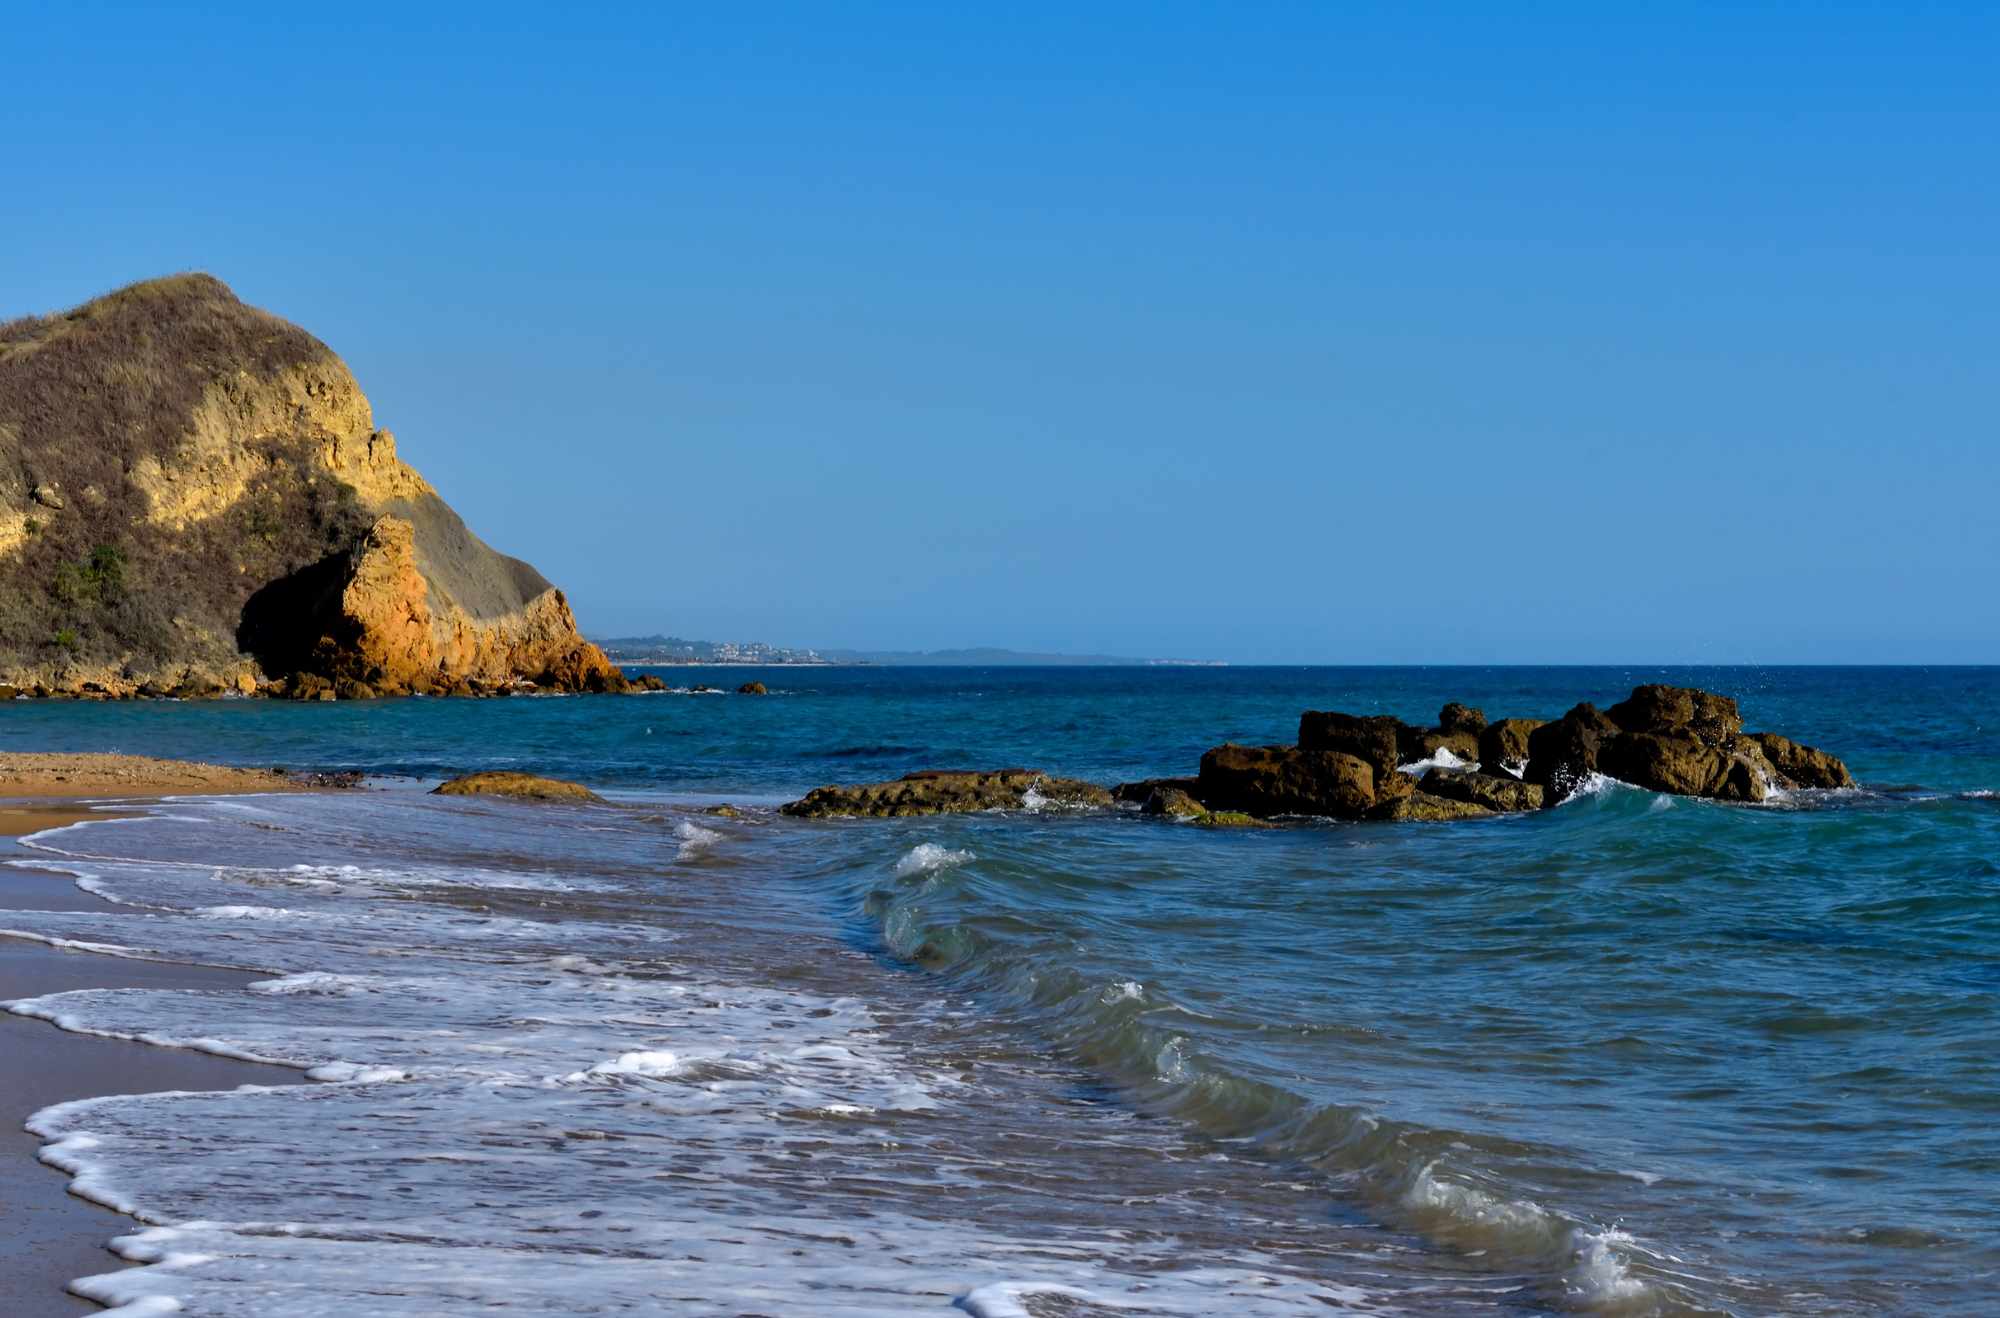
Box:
[592,635,1226,667]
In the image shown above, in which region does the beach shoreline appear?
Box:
[0,774,310,1317]
[0,752,316,800]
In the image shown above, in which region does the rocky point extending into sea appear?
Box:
[782,684,1854,824]
[0,274,647,701]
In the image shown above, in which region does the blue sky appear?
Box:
[5,3,1995,662]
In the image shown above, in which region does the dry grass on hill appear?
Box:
[0,275,374,677]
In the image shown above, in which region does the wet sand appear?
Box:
[0,752,307,799]
[0,796,304,1316]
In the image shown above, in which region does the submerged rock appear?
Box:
[1419,767,1545,813]
[1477,717,1544,772]
[1296,712,1404,779]
[1398,726,1480,765]
[1750,732,1854,789]
[737,681,768,695]
[1531,686,1857,802]
[432,772,606,804]
[1366,792,1494,822]
[1438,702,1488,735]
[1596,731,1767,803]
[1607,685,1743,743]
[781,769,1111,818]
[1112,776,1201,805]
[1141,785,1207,819]
[1525,703,1620,803]
[1136,784,1272,828]
[1196,743,1376,819]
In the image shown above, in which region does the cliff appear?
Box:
[0,274,626,697]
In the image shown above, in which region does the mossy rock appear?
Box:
[1189,809,1274,829]
[782,769,1110,818]
[1365,792,1494,822]
[1420,766,1545,813]
[432,771,605,804]
[1749,732,1853,789]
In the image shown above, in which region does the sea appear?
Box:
[2,666,1996,1316]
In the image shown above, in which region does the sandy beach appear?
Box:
[0,753,309,800]
[0,769,309,1317]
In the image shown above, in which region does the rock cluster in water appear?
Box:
[782,686,1852,824]
[782,769,1112,818]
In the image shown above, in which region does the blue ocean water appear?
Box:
[4,666,1997,1314]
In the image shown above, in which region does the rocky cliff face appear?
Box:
[0,274,626,696]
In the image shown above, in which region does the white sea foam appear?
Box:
[1549,772,1625,804]
[894,842,974,876]
[92,1295,185,1317]
[1396,747,1472,774]
[1102,980,1145,1004]
[568,1049,682,1080]
[247,972,400,996]
[1566,1227,1654,1306]
[958,1281,1143,1316]
[3,790,1428,1314]
[1400,1162,1662,1310]
[673,820,721,859]
[304,1062,409,1083]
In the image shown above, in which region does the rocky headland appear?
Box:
[782,685,1854,824]
[0,274,640,699]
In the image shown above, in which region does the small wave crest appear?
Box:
[812,744,926,759]
[1396,747,1473,775]
[894,843,974,877]
[673,820,721,860]
[567,1050,682,1081]
[1399,1161,1658,1308]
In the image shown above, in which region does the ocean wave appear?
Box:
[673,820,721,860]
[811,743,927,759]
[894,842,974,876]
[193,904,300,920]
[565,1049,682,1081]
[1398,1162,1655,1309]
[865,839,1694,1313]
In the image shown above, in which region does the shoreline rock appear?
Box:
[781,770,1111,819]
[431,772,605,804]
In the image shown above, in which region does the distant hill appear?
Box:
[594,635,1221,667]
[593,635,829,665]
[819,647,1220,667]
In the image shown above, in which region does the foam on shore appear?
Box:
[3,793,1406,1315]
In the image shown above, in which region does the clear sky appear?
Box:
[5,3,1995,662]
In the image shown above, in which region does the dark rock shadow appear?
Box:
[236,551,352,677]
